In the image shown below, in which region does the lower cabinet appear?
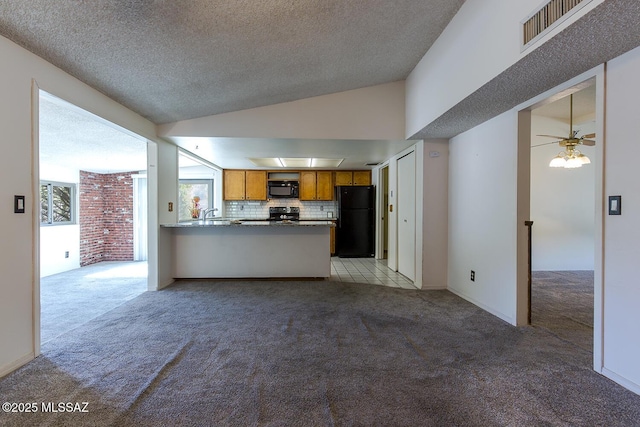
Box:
[330,221,336,255]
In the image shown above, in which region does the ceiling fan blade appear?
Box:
[531,141,560,148]
[582,133,596,139]
[537,134,568,139]
[581,139,596,146]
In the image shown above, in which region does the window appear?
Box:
[40,182,76,225]
[179,180,213,221]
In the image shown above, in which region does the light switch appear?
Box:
[609,195,622,215]
[14,195,25,213]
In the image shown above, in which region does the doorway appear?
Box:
[528,83,596,352]
[38,91,149,345]
[378,165,390,260]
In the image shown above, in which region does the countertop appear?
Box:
[161,219,335,228]
[300,217,338,221]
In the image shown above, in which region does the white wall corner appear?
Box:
[414,141,425,290]
[0,352,35,380]
[421,139,449,290]
[516,110,532,326]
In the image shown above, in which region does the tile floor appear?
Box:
[330,257,418,289]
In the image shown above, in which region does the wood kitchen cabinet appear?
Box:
[299,171,316,200]
[245,170,267,200]
[223,170,267,200]
[353,170,371,186]
[334,171,353,186]
[316,171,334,200]
[223,170,245,200]
[330,222,336,255]
[299,171,334,201]
[334,171,371,186]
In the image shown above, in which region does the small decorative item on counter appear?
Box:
[190,196,201,219]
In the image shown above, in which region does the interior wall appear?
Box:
[79,171,136,266]
[530,114,595,270]
[39,165,81,277]
[601,45,640,393]
[421,140,448,289]
[448,110,519,324]
[158,81,406,140]
[40,225,80,277]
[405,0,604,138]
[0,34,157,378]
[157,140,178,289]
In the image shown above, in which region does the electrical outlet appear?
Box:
[65,251,69,259]
[470,270,475,281]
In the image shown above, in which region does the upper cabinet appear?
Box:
[245,170,267,200]
[316,171,334,200]
[223,169,370,201]
[353,171,371,186]
[223,170,267,200]
[223,170,245,200]
[300,171,334,201]
[334,171,371,186]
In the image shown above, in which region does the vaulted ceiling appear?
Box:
[4,1,640,171]
[0,0,465,124]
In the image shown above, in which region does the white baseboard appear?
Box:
[0,352,35,379]
[421,283,447,290]
[602,367,640,396]
[447,286,515,326]
[157,278,175,290]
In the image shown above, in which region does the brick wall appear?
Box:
[79,171,135,266]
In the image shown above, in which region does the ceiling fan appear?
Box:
[534,93,595,168]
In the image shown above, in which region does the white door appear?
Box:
[397,151,416,281]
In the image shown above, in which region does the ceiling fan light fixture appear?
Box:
[577,154,591,165]
[564,156,583,168]
[541,93,595,170]
[549,154,567,168]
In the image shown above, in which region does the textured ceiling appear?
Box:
[5,0,640,172]
[411,0,640,139]
[39,95,147,174]
[532,84,596,124]
[0,0,465,124]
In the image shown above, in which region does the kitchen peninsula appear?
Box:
[161,220,334,279]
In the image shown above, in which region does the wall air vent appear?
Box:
[523,0,591,47]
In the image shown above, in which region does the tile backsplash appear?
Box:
[224,200,338,219]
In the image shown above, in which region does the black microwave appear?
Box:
[268,181,299,198]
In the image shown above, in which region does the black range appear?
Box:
[268,207,300,221]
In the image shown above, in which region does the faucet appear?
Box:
[201,208,218,220]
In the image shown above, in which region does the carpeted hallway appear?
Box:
[40,261,148,343]
[531,270,594,353]
[1,274,639,426]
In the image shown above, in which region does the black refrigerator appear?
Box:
[336,186,375,257]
